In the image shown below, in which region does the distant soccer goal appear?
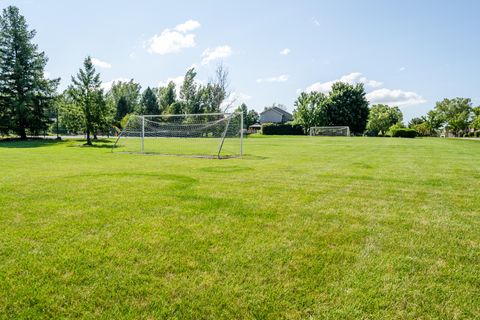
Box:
[310,126,350,137]
[112,113,243,158]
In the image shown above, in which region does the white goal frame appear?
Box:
[310,126,350,137]
[112,112,243,158]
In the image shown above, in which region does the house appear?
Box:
[260,107,293,124]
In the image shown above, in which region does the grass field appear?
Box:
[1,136,479,319]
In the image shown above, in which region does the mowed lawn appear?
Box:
[0,136,479,319]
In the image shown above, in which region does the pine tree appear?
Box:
[116,96,129,121]
[140,87,159,115]
[0,6,59,138]
[68,56,105,145]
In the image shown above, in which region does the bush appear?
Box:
[389,126,417,138]
[261,122,304,135]
[476,131,480,138]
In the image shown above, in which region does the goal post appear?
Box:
[310,126,350,137]
[112,112,244,158]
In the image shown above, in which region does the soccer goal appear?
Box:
[310,126,350,137]
[112,113,243,158]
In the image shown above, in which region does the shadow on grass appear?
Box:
[66,139,115,149]
[0,137,66,148]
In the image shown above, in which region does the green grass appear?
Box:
[0,136,479,319]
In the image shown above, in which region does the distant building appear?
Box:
[260,107,293,123]
[248,123,262,133]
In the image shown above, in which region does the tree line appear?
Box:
[292,85,480,137]
[0,6,259,144]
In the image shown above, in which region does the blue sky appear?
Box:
[3,0,480,120]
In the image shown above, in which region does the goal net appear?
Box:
[112,113,243,158]
[310,126,350,137]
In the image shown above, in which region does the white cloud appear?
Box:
[174,19,201,33]
[158,76,185,88]
[101,77,130,91]
[256,74,289,83]
[129,52,137,59]
[366,89,426,106]
[147,30,196,55]
[306,72,382,93]
[146,20,200,55]
[313,19,320,26]
[92,58,112,69]
[280,48,291,55]
[399,66,406,72]
[158,75,205,89]
[201,45,232,65]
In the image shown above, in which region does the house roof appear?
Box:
[260,107,292,117]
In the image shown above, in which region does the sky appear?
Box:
[2,0,480,120]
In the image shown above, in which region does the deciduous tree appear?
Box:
[434,98,472,136]
[293,92,327,133]
[325,82,369,135]
[366,104,403,136]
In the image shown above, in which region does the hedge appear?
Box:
[390,127,417,138]
[261,123,304,135]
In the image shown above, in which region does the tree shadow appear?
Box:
[0,137,66,148]
[66,138,116,149]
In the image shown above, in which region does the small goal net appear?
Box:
[310,126,350,137]
[112,113,243,158]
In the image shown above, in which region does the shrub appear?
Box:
[261,122,304,135]
[390,127,417,138]
[386,123,417,138]
[476,131,480,138]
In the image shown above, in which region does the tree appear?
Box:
[424,110,443,135]
[236,103,259,128]
[57,90,85,134]
[472,106,480,130]
[158,81,176,113]
[408,117,424,128]
[293,92,327,132]
[105,79,141,121]
[366,104,403,136]
[434,98,472,136]
[165,101,183,115]
[324,82,369,135]
[175,65,231,115]
[0,6,59,138]
[68,56,106,145]
[180,68,199,113]
[212,63,230,112]
[140,87,159,115]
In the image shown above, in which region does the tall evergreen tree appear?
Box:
[140,87,159,115]
[0,6,59,138]
[116,96,129,122]
[68,56,106,145]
